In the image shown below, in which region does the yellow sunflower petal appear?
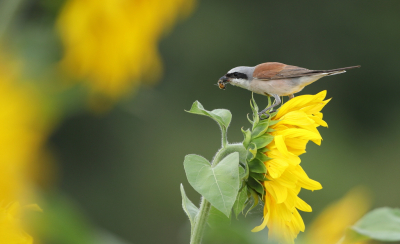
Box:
[296,196,312,212]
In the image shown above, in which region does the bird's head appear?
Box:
[217,66,254,89]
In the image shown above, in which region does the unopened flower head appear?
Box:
[252,91,330,244]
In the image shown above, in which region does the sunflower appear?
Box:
[0,202,33,244]
[304,187,371,244]
[252,91,330,244]
[57,0,196,105]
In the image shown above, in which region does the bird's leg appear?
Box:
[258,94,281,119]
[288,94,295,100]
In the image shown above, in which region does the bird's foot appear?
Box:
[258,110,276,120]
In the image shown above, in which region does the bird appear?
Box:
[217,62,360,116]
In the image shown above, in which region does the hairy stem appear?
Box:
[190,197,211,244]
[221,128,227,148]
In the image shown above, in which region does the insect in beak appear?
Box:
[217,76,228,90]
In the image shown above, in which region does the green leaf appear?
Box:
[180,184,199,231]
[248,158,267,173]
[250,172,268,181]
[238,165,246,179]
[247,177,264,195]
[246,142,257,161]
[233,185,249,218]
[184,153,240,217]
[187,101,232,129]
[208,206,231,229]
[241,128,252,148]
[251,120,270,138]
[256,151,272,163]
[252,134,274,149]
[349,207,400,241]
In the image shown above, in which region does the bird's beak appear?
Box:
[217,76,228,90]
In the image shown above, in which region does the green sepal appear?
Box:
[258,147,270,153]
[246,188,260,216]
[246,142,257,161]
[250,172,269,181]
[247,177,264,195]
[247,113,253,124]
[268,120,279,126]
[252,134,274,149]
[251,120,270,138]
[207,206,231,229]
[248,158,267,174]
[183,153,240,217]
[232,185,249,218]
[267,128,275,132]
[241,127,252,149]
[180,184,199,233]
[347,207,400,242]
[250,94,259,127]
[256,151,272,163]
[186,101,232,129]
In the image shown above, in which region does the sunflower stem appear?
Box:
[190,197,211,244]
[221,128,227,148]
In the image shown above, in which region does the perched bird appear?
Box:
[218,62,360,116]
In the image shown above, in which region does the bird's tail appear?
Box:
[324,65,361,76]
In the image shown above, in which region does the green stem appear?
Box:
[221,128,227,148]
[0,0,26,41]
[190,197,211,244]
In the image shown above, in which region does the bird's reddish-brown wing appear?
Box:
[253,62,314,80]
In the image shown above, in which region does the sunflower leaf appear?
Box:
[246,188,260,216]
[183,153,240,217]
[207,206,231,228]
[233,185,249,218]
[186,101,232,129]
[347,207,400,242]
[180,184,199,232]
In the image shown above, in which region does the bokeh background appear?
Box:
[1,0,400,243]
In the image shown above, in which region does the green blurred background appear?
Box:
[2,0,400,243]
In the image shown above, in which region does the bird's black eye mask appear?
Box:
[226,72,248,79]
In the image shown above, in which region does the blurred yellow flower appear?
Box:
[0,202,33,244]
[252,91,330,244]
[304,187,371,244]
[57,0,196,104]
[0,54,49,202]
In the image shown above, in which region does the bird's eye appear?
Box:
[233,72,238,77]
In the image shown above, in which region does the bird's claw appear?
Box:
[258,110,276,120]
